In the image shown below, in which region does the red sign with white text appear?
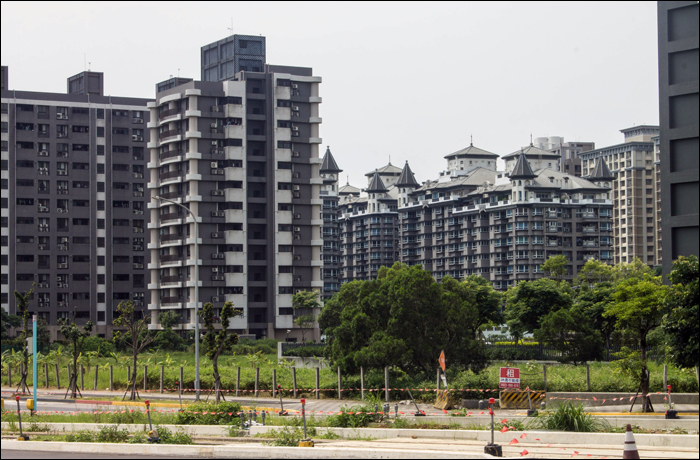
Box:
[500,367,520,389]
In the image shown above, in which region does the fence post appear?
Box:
[585,363,590,391]
[109,366,113,392]
[80,364,84,391]
[543,365,547,393]
[236,367,240,397]
[315,367,320,400]
[127,365,131,388]
[144,365,148,392]
[663,364,668,388]
[292,367,297,398]
[180,367,184,395]
[437,368,441,391]
[255,367,259,397]
[44,363,49,389]
[94,365,99,390]
[385,366,390,403]
[160,365,164,394]
[55,364,60,389]
[272,369,277,398]
[338,366,342,400]
[360,366,365,400]
[7,364,10,387]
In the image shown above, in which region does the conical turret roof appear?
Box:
[366,170,387,193]
[509,151,537,179]
[589,157,614,181]
[396,161,419,187]
[320,146,342,173]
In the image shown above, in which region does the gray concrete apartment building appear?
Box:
[147,60,324,341]
[319,147,342,299]
[397,143,613,290]
[657,1,699,275]
[579,126,661,266]
[1,68,153,339]
[531,136,595,177]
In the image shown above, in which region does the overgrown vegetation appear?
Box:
[529,401,611,432]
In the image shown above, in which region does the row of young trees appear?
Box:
[2,290,320,402]
[318,256,698,413]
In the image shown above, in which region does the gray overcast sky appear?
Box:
[1,1,659,187]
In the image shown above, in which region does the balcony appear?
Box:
[160,275,184,284]
[160,254,182,263]
[159,150,182,161]
[160,234,184,243]
[159,171,185,182]
[160,296,184,307]
[159,212,184,223]
[158,108,180,120]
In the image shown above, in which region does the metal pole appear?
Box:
[315,367,320,400]
[160,366,164,394]
[360,366,364,400]
[272,369,277,398]
[543,365,547,393]
[337,366,342,400]
[94,364,98,391]
[292,367,297,398]
[385,366,389,403]
[180,367,184,395]
[236,367,240,397]
[586,363,590,391]
[55,364,60,390]
[32,315,37,413]
[437,368,441,391]
[301,398,307,439]
[663,364,668,388]
[153,195,200,401]
[44,363,49,389]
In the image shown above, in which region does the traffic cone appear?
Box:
[622,424,640,459]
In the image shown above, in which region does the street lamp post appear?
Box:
[152,195,201,401]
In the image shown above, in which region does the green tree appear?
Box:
[574,281,617,349]
[112,301,155,401]
[541,254,568,281]
[662,255,698,369]
[292,290,321,343]
[505,278,573,340]
[14,287,35,393]
[318,263,501,375]
[152,311,186,351]
[576,259,616,286]
[199,301,241,402]
[58,308,93,399]
[534,307,603,364]
[604,272,668,412]
[1,308,22,340]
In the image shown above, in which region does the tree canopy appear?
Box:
[318,262,502,375]
[505,278,573,338]
[662,255,699,369]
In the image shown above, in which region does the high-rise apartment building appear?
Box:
[657,1,699,275]
[338,144,614,291]
[1,69,153,338]
[201,35,266,82]
[147,63,323,341]
[532,136,595,177]
[319,147,342,299]
[579,126,661,266]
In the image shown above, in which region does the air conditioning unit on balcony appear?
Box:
[292,151,300,157]
[211,190,224,196]
[291,83,299,89]
[293,255,301,261]
[57,113,65,119]
[212,106,220,112]
[294,214,301,219]
[294,227,301,232]
[38,150,48,156]
[293,185,300,191]
[211,140,218,146]
[210,123,218,128]
[211,296,221,302]
[211,161,219,168]
[212,267,218,273]
[133,118,143,124]
[57,263,68,269]
[292,126,299,132]
[132,135,143,141]
[292,106,300,111]
[211,232,220,238]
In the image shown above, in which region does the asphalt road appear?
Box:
[0,451,191,459]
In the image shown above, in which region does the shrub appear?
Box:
[175,401,242,425]
[325,393,383,428]
[81,336,115,357]
[155,425,193,445]
[265,427,304,446]
[95,424,130,443]
[282,345,326,358]
[128,432,147,444]
[530,402,610,432]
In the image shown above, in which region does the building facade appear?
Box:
[1,69,153,338]
[319,147,342,299]
[579,126,661,266]
[147,64,323,341]
[532,136,595,177]
[657,1,699,275]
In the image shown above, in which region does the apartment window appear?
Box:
[97,182,105,192]
[73,255,90,263]
[97,127,105,137]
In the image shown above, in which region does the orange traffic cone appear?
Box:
[622,424,640,459]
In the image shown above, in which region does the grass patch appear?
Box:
[529,401,611,432]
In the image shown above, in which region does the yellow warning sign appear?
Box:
[434,389,453,410]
